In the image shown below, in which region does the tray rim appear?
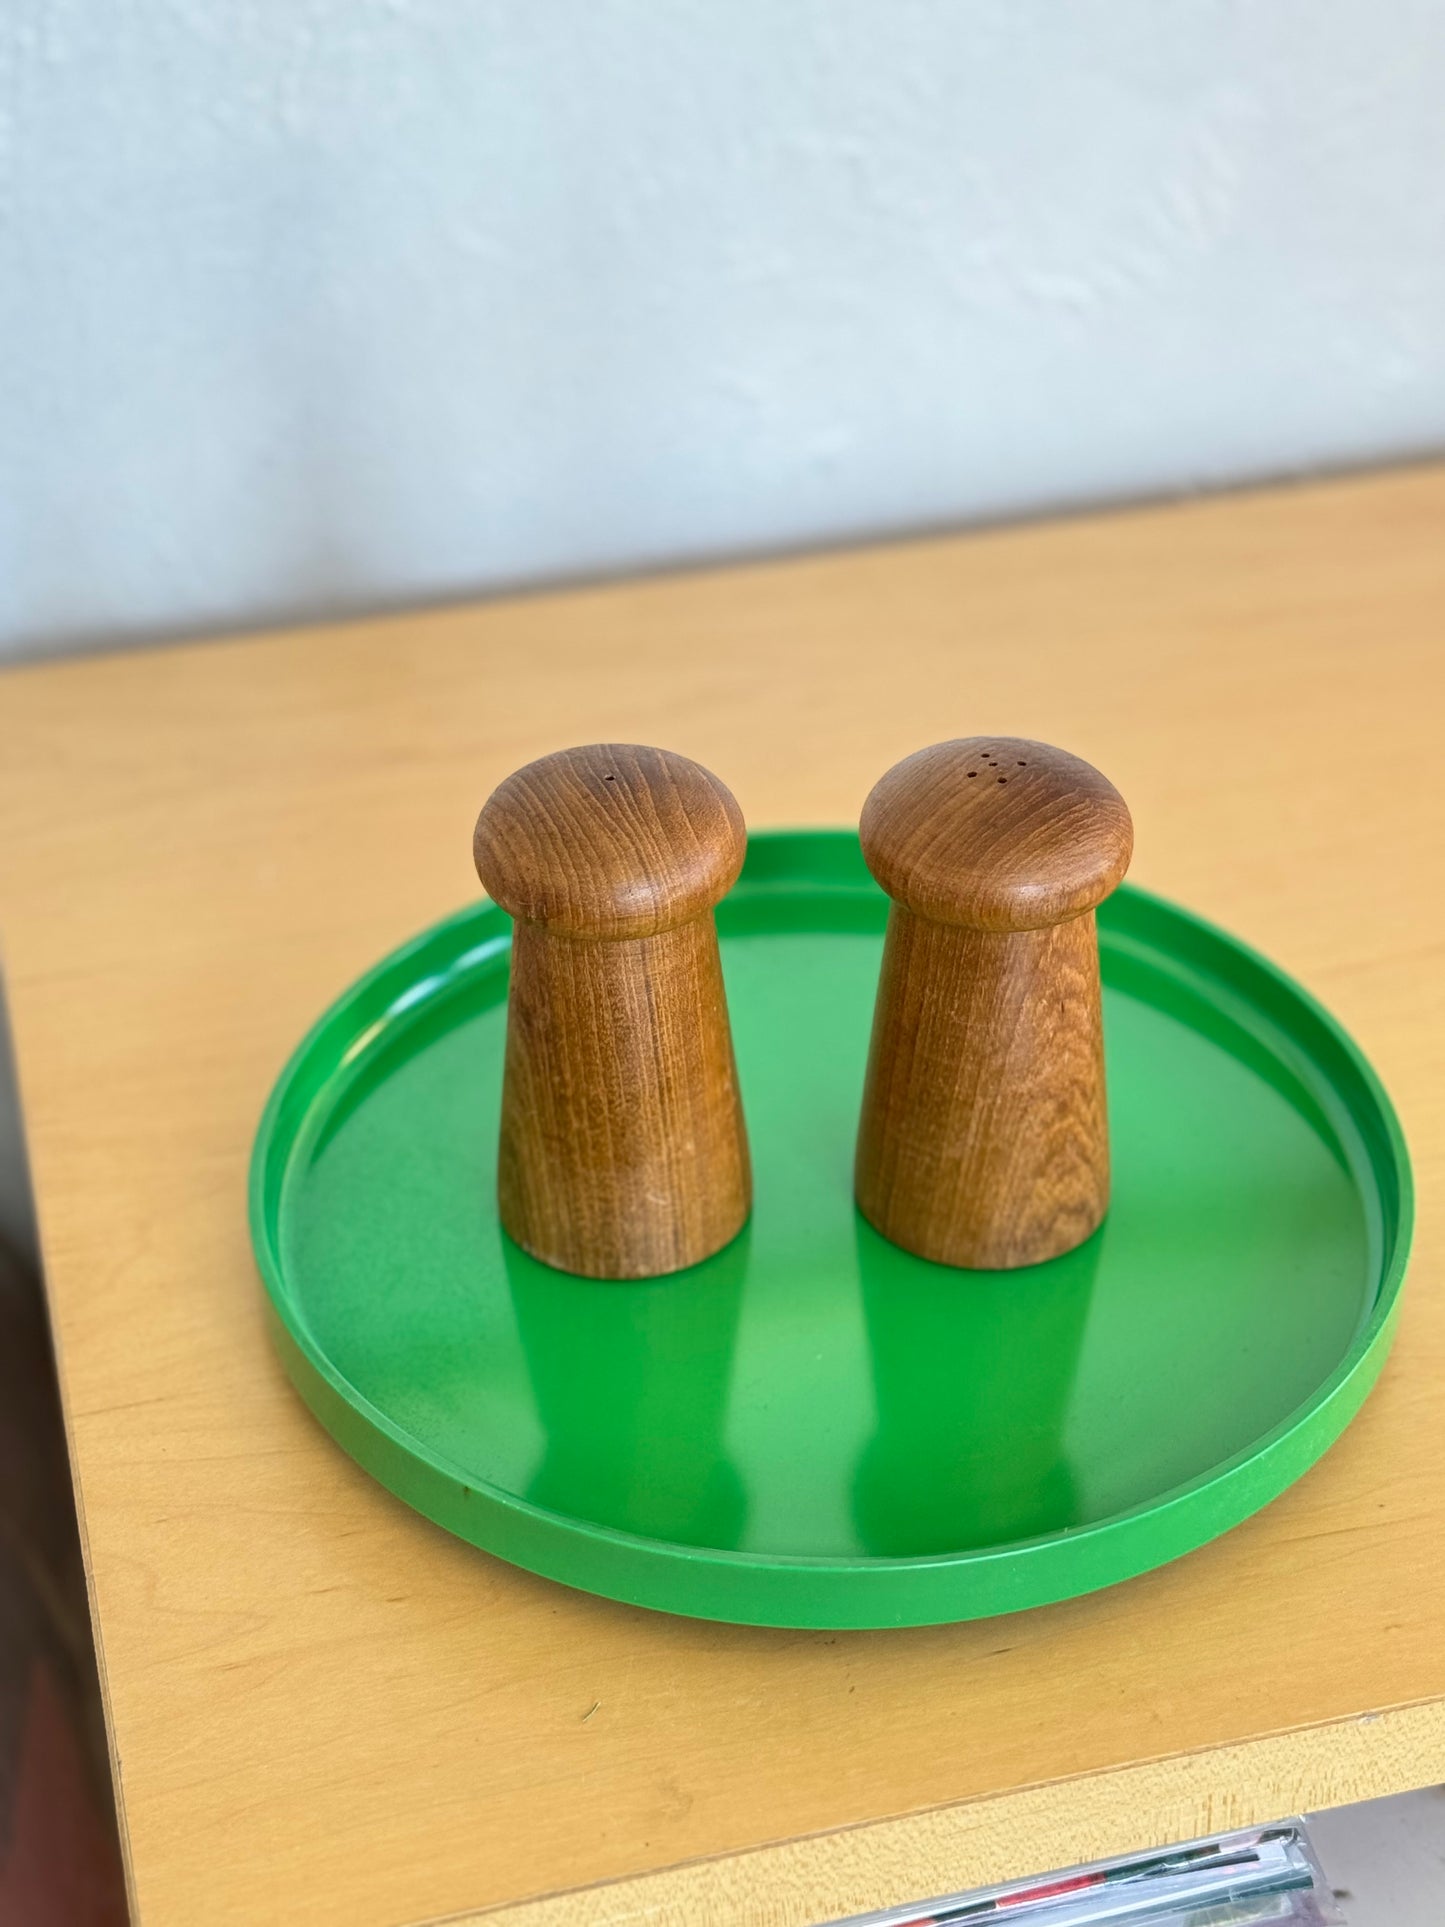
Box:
[249,829,1414,1628]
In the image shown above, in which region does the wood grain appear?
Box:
[856,907,1109,1269]
[856,739,1129,1268]
[0,464,1443,1927]
[475,744,750,1277]
[858,737,1132,934]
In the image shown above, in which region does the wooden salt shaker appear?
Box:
[855,738,1133,1270]
[474,743,751,1279]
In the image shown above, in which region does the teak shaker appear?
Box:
[855,737,1133,1269]
[474,743,751,1279]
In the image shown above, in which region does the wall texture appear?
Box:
[4,0,1445,662]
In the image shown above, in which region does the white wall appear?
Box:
[4,0,1445,662]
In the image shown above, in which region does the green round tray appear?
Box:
[250,831,1412,1630]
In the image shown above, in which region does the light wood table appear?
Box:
[1,466,1442,1927]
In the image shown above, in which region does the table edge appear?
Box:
[440,1699,1445,1927]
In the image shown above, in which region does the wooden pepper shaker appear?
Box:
[474,743,751,1279]
[855,738,1133,1270]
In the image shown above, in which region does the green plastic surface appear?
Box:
[250,831,1413,1629]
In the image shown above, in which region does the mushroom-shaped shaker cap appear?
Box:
[860,737,1132,933]
[474,743,746,940]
